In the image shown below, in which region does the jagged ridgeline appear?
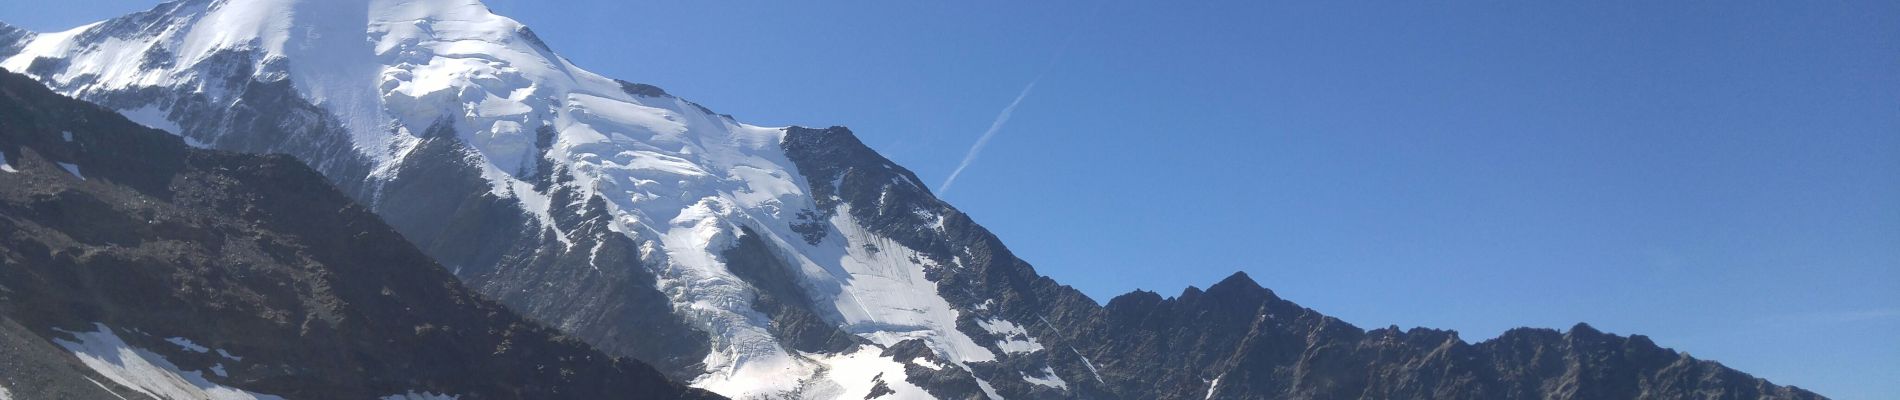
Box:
[0,0,1826,399]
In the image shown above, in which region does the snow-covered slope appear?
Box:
[0,1,1076,398]
[0,67,713,399]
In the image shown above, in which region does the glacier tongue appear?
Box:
[0,1,1018,398]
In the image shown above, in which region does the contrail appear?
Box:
[935,4,1102,196]
[937,79,1039,194]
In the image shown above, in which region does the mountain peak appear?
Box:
[1206,271,1266,295]
[1570,322,1603,336]
[1217,270,1257,284]
[3,0,618,174]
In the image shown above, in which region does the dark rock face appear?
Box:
[724,227,862,354]
[864,376,896,400]
[618,80,672,98]
[369,119,712,379]
[38,48,378,200]
[0,22,28,60]
[0,69,717,399]
[780,127,1825,400]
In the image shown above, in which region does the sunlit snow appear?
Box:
[977,318,1045,355]
[791,348,929,400]
[53,323,282,400]
[1021,367,1068,391]
[1073,348,1105,383]
[164,337,209,353]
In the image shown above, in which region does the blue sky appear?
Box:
[5,1,1897,398]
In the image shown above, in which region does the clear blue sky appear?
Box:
[5,1,1896,398]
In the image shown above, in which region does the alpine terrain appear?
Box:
[0,69,713,399]
[0,0,1828,399]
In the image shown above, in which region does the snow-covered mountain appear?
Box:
[0,68,714,400]
[1,1,1075,397]
[0,1,1829,399]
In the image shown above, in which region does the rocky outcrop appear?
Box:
[723,227,863,354]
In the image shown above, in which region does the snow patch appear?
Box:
[216,349,242,361]
[0,152,15,173]
[1073,348,1105,383]
[119,105,185,136]
[1205,373,1225,400]
[910,357,945,371]
[978,318,1044,355]
[1021,366,1068,391]
[972,374,1004,400]
[0,383,12,400]
[164,337,209,353]
[381,392,458,400]
[57,162,84,180]
[62,131,74,142]
[53,323,283,400]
